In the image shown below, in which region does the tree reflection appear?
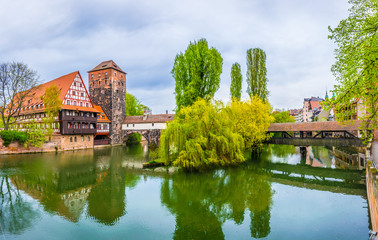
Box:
[0,176,40,234]
[87,147,127,225]
[161,165,273,239]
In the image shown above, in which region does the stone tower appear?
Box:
[88,60,126,144]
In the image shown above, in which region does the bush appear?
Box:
[0,130,29,147]
[126,133,142,145]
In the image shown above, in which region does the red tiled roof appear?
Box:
[94,105,111,123]
[88,60,126,74]
[123,114,175,124]
[24,71,79,107]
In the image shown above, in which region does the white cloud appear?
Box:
[0,0,350,113]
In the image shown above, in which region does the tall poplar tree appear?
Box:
[246,48,269,101]
[172,38,223,111]
[326,0,378,141]
[230,63,242,101]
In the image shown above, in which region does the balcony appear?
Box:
[61,128,97,135]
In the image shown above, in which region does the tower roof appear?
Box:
[88,60,126,74]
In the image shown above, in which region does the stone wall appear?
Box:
[88,67,126,145]
[57,134,94,151]
[0,134,94,154]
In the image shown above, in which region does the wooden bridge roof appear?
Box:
[123,114,175,124]
[268,121,361,132]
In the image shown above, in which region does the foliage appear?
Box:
[126,133,142,145]
[246,48,269,101]
[160,99,245,171]
[160,98,273,171]
[42,84,61,141]
[272,111,295,123]
[172,39,223,110]
[230,62,242,101]
[161,166,273,238]
[0,62,39,130]
[126,93,147,116]
[25,122,45,147]
[0,130,28,147]
[225,97,274,151]
[326,0,378,141]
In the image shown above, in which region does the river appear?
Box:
[0,144,369,239]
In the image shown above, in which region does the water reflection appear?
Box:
[0,175,40,235]
[0,144,368,239]
[161,165,273,239]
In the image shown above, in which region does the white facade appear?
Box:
[122,122,167,130]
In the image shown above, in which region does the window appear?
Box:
[74,136,77,142]
[81,93,84,97]
[88,136,90,142]
[91,74,93,79]
[80,102,83,107]
[152,123,154,126]
[72,91,75,95]
[74,101,77,106]
[86,103,89,107]
[73,82,76,86]
[105,72,108,76]
[67,100,70,105]
[81,135,84,142]
[70,137,73,142]
[98,73,101,77]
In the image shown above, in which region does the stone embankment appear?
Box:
[367,141,378,234]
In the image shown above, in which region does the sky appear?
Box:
[0,0,350,114]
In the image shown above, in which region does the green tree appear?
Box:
[225,97,274,151]
[42,84,61,141]
[326,0,378,141]
[272,111,295,123]
[0,62,39,130]
[230,62,242,101]
[126,93,147,116]
[160,99,245,171]
[246,48,269,101]
[172,39,223,110]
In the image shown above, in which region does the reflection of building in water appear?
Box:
[333,146,365,170]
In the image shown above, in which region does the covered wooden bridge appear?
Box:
[267,121,365,147]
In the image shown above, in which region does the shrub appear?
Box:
[0,130,29,147]
[126,133,142,145]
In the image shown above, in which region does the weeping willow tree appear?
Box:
[159,98,273,171]
[160,99,245,171]
[225,97,274,151]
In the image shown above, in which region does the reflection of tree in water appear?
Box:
[260,144,296,163]
[87,147,127,225]
[0,176,40,235]
[161,166,273,239]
